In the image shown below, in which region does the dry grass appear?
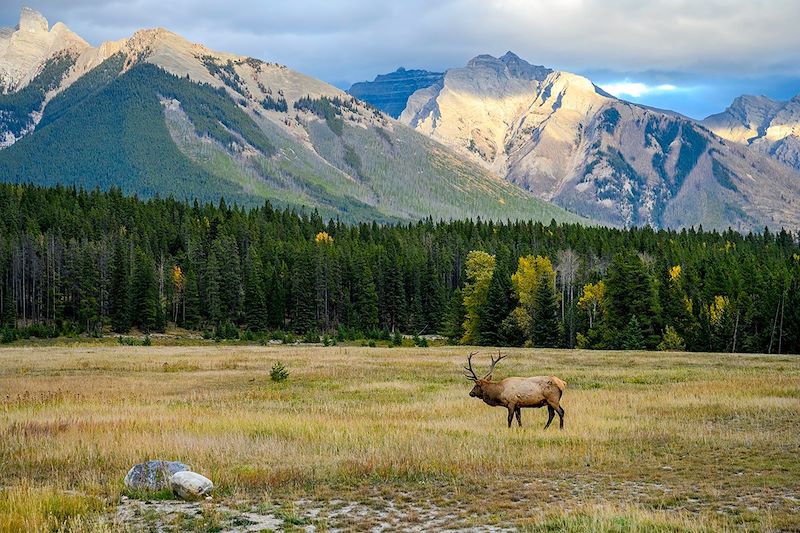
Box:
[1,345,798,531]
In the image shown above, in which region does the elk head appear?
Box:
[465,351,506,398]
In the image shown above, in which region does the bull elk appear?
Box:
[465,352,567,429]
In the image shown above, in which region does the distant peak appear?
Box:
[500,51,521,61]
[18,7,48,33]
[465,51,552,81]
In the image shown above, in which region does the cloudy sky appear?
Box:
[3,0,800,118]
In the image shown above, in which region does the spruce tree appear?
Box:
[531,272,560,347]
[110,237,130,333]
[183,270,201,329]
[243,249,268,331]
[605,251,659,349]
[421,258,446,333]
[351,255,379,332]
[478,263,513,346]
[620,315,646,350]
[440,288,465,341]
[291,246,317,333]
[78,244,101,335]
[1,283,15,328]
[131,249,158,333]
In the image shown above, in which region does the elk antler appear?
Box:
[464,352,480,381]
[483,351,507,380]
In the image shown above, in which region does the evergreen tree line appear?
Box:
[1,183,798,353]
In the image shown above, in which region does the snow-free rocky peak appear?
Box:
[703,93,800,171]
[399,52,800,231]
[0,7,89,92]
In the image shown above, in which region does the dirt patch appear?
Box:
[113,494,515,532]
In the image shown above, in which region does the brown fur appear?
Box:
[466,354,566,429]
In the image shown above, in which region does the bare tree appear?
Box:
[556,249,580,347]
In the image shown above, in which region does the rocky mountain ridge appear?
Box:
[703,93,800,171]
[348,67,443,118]
[0,8,583,225]
[397,52,800,230]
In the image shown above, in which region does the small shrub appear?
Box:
[270,361,289,382]
[657,325,686,351]
[2,327,17,344]
[142,335,152,346]
[368,340,376,348]
[392,331,403,347]
[215,320,239,341]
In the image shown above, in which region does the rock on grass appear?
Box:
[123,460,189,491]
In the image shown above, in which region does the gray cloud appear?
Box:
[2,0,799,116]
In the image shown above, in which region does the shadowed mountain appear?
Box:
[348,68,443,118]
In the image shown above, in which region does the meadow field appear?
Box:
[1,343,798,531]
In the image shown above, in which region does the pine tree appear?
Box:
[78,243,101,335]
[440,288,465,341]
[291,246,317,333]
[183,270,201,329]
[605,251,659,349]
[205,247,222,324]
[2,282,15,328]
[478,263,513,346]
[421,258,446,334]
[380,247,406,332]
[243,248,268,331]
[620,315,646,350]
[131,249,157,333]
[351,254,378,332]
[531,272,560,347]
[109,237,130,333]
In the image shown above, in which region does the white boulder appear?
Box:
[170,471,214,500]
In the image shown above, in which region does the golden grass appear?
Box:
[1,345,798,531]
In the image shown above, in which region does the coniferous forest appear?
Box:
[0,183,798,353]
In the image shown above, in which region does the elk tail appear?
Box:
[550,376,567,391]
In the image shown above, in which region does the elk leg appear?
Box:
[507,407,514,428]
[544,405,555,429]
[556,405,565,429]
[515,407,522,427]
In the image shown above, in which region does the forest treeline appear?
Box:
[0,183,798,353]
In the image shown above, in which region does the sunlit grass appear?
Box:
[0,345,798,530]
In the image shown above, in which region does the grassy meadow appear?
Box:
[1,343,798,531]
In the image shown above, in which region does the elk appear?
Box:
[465,352,567,429]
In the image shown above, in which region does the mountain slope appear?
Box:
[348,68,443,118]
[0,9,586,224]
[399,52,800,231]
[703,94,800,172]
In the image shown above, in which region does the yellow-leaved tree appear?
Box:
[461,251,495,344]
[314,231,334,245]
[510,255,556,337]
[577,280,606,329]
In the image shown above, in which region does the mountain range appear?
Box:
[351,52,800,231]
[1,8,799,231]
[0,8,578,224]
